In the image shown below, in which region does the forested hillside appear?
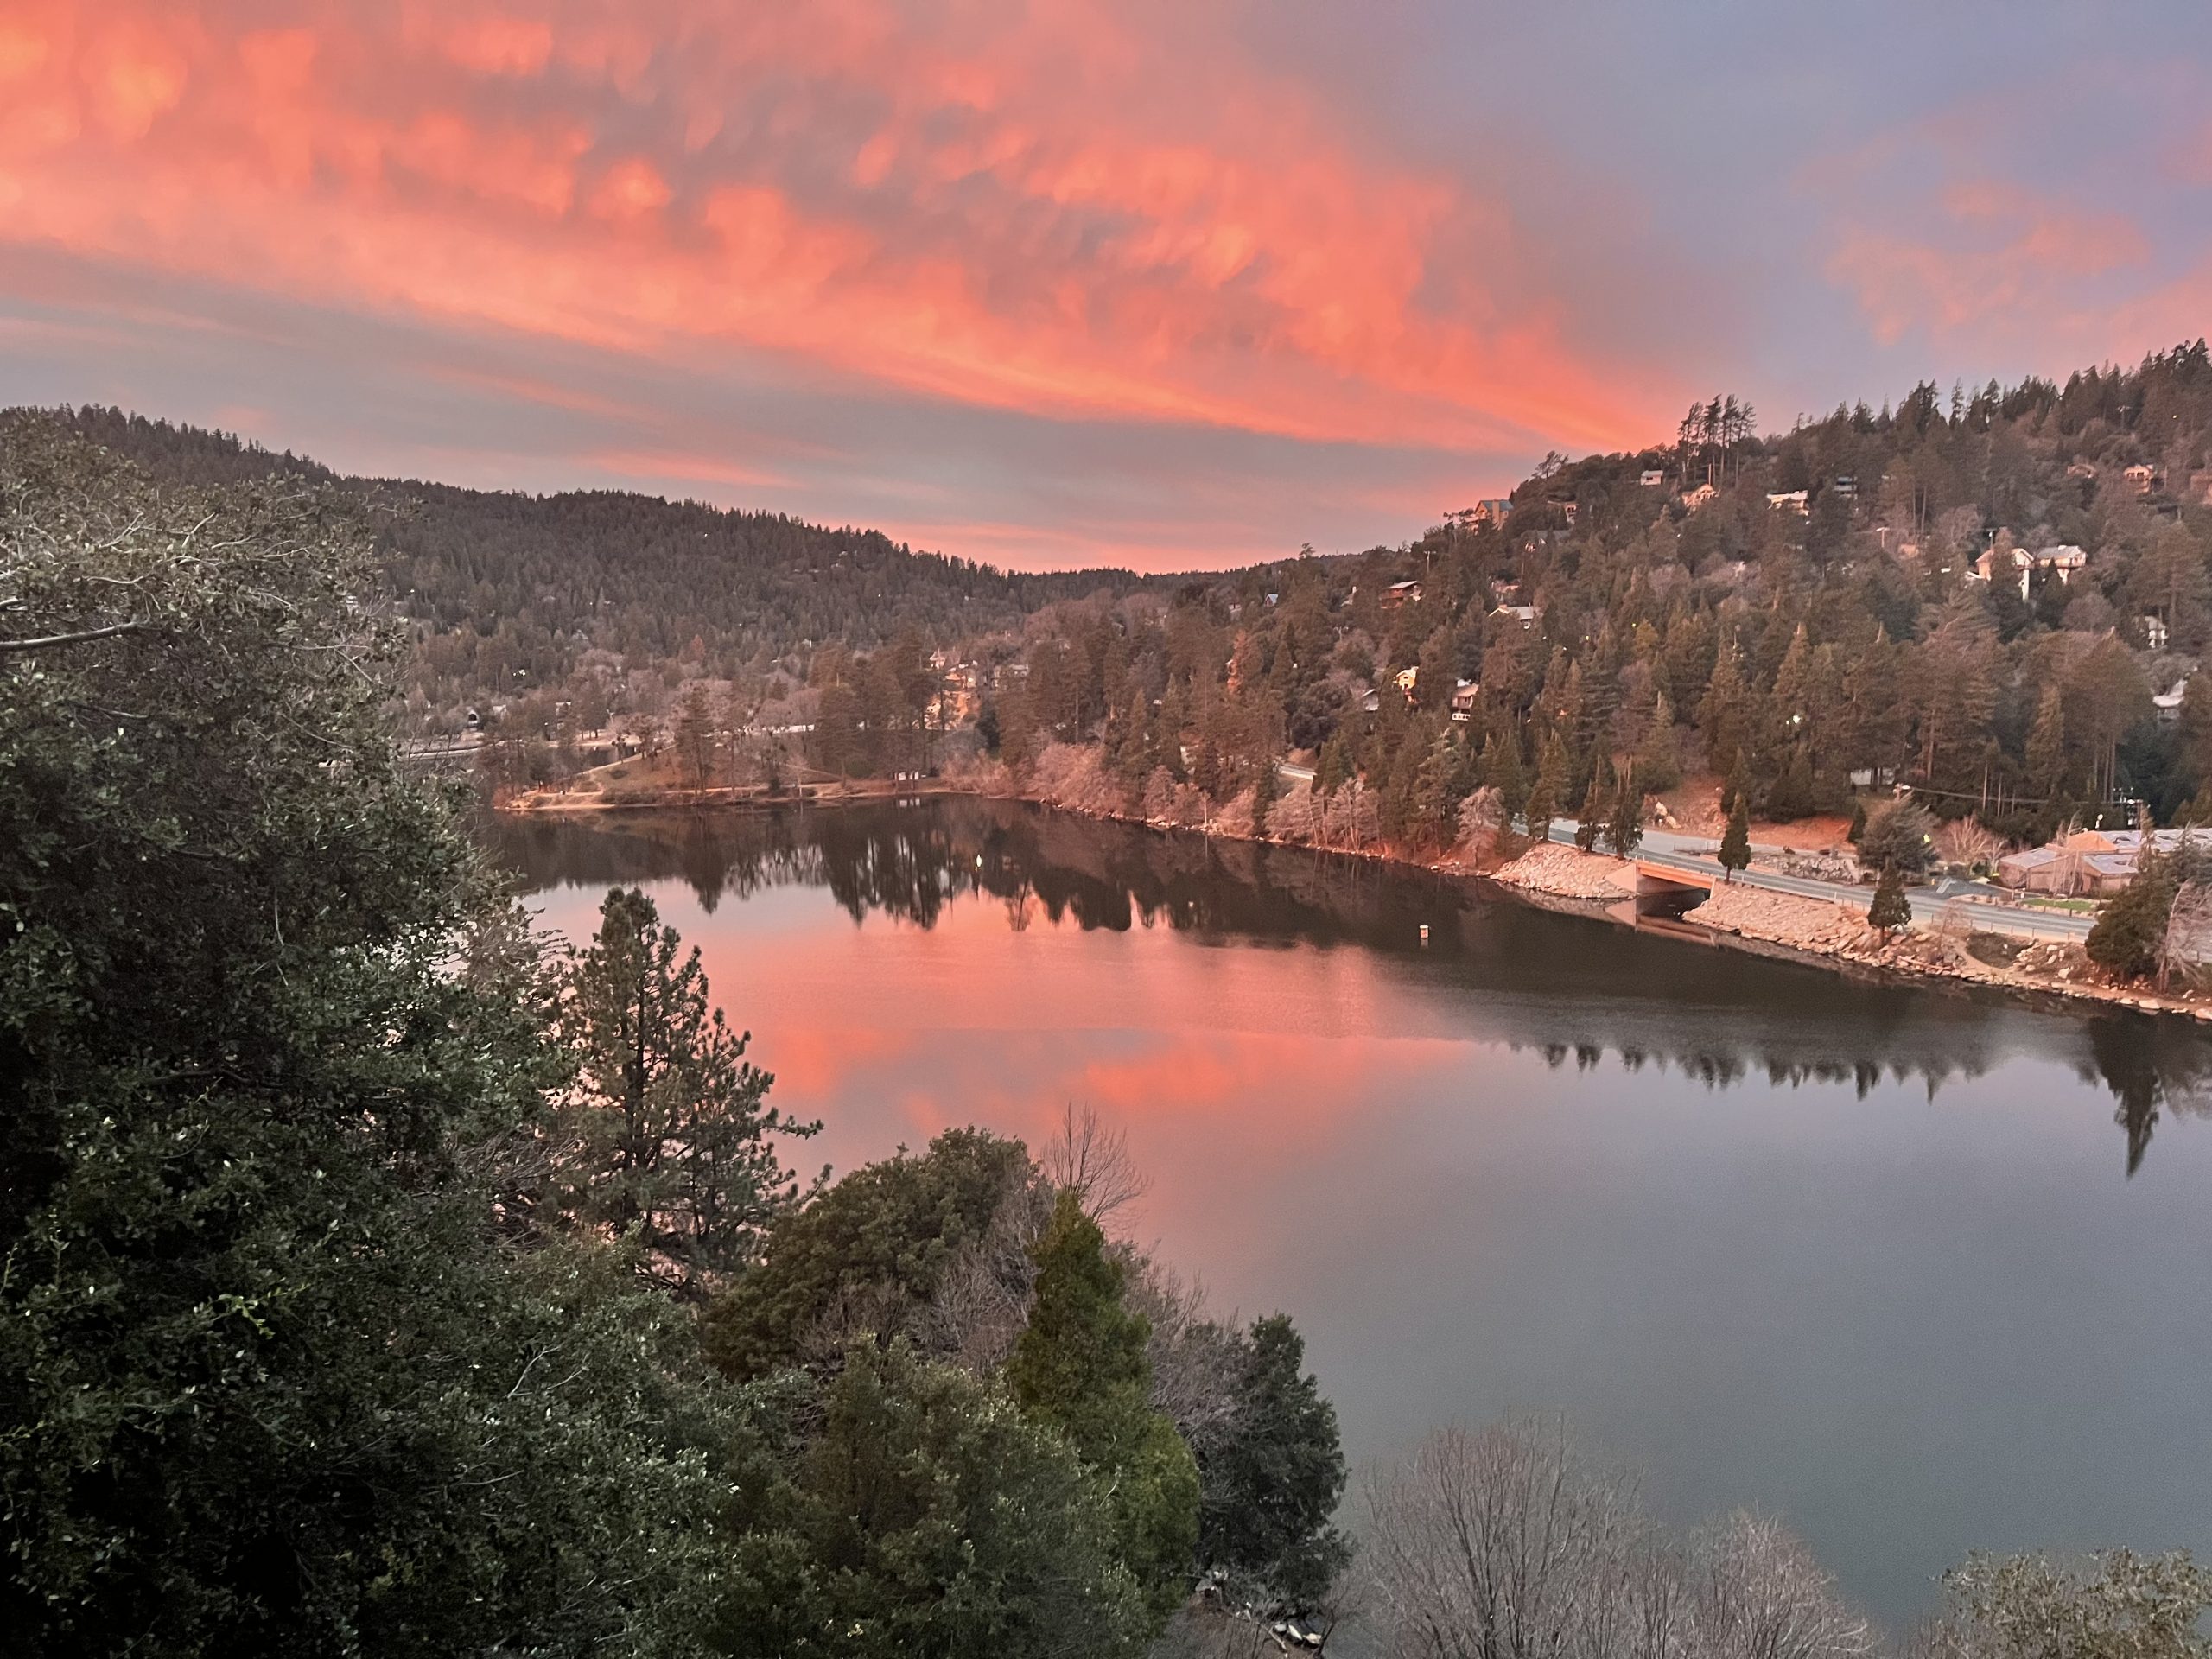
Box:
[42,406,1156,729]
[978,344,2212,858]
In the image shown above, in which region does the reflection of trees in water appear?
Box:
[1535,1039,1992,1099]
[2082,1015,2212,1176]
[493,797,1433,944]
[493,799,2212,1175]
[1529,1010,2212,1176]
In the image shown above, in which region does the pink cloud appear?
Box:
[1827,184,2148,346]
[0,0,1680,467]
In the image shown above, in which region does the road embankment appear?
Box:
[493,772,2211,1020]
[1493,841,2211,1020]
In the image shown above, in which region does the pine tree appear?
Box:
[1719,793,1751,880]
[2026,683,2068,803]
[1111,683,1153,780]
[1720,749,1750,817]
[1867,861,1911,932]
[557,887,816,1296]
[1605,769,1644,858]
[1525,731,1569,844]
[1636,690,1681,791]
[1251,750,1279,837]
[1412,728,1459,849]
[1491,728,1529,824]
[1575,751,1610,852]
[1008,1193,1200,1624]
[1700,641,1751,772]
[675,681,718,788]
[1315,728,1355,797]
[1196,1317,1350,1611]
[1847,798,1867,845]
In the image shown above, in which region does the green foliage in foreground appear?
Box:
[0,414,740,1653]
[0,418,1166,1656]
[702,1127,1033,1380]
[712,1341,1150,1659]
[1193,1315,1351,1609]
[1009,1192,1202,1624]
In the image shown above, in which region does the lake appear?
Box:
[493,796,2212,1629]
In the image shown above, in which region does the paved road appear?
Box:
[1548,821,2095,943]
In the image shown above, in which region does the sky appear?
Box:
[3,2,2209,573]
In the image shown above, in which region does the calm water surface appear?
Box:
[493,798,2212,1628]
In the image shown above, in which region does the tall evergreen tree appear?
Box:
[1195,1317,1350,1611]
[1525,731,1570,844]
[1605,768,1645,858]
[1868,861,1912,933]
[1575,750,1611,852]
[1007,1193,1200,1626]
[1719,794,1752,880]
[556,887,817,1296]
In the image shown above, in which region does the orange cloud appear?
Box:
[0,0,1675,465]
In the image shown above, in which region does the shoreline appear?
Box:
[497,775,2212,1022]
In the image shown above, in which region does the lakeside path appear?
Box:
[1548,821,2095,944]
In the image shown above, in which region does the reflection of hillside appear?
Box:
[493,798,1446,943]
[492,799,2212,1173]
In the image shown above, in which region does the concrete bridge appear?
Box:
[1635,858,1714,897]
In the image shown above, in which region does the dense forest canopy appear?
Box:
[36,404,1165,730]
[976,344,2212,854]
[44,345,2212,836]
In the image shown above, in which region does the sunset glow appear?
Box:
[4,1,2209,567]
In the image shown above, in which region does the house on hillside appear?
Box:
[1971,543,2087,597]
[1451,679,1480,721]
[1491,603,1539,630]
[1639,469,1666,487]
[1471,498,1513,527]
[1764,490,1809,514]
[2124,463,2158,492]
[1680,482,1718,509]
[2156,675,2190,721]
[1382,579,1422,609]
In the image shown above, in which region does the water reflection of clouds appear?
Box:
[499,799,2212,1624]
[497,798,2212,1177]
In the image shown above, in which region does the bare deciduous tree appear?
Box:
[1361,1416,1647,1659]
[1691,1512,1875,1659]
[1362,1419,1872,1659]
[1043,1102,1149,1223]
[1934,818,2004,871]
[2159,880,2212,989]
